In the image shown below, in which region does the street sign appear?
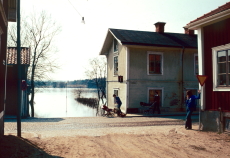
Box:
[118,76,123,83]
[21,80,27,91]
[196,75,208,86]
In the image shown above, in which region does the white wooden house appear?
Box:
[100,22,198,113]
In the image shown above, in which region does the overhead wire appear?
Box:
[67,0,83,17]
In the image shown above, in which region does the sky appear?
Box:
[20,0,230,81]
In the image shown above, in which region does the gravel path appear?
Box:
[4,115,199,138]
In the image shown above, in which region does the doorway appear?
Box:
[148,88,163,106]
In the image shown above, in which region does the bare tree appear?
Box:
[7,11,61,117]
[74,88,84,98]
[85,57,107,104]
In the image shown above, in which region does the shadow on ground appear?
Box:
[4,118,65,123]
[0,135,62,158]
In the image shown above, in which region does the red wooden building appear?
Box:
[0,0,17,135]
[185,2,230,132]
[6,47,30,117]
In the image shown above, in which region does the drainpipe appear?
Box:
[180,47,185,110]
[126,47,130,114]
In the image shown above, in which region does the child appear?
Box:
[185,90,201,129]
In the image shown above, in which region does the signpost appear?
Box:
[196,75,208,131]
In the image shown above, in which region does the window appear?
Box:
[148,88,163,106]
[194,54,199,75]
[113,89,119,104]
[114,39,118,52]
[114,56,118,75]
[217,50,230,86]
[148,52,163,75]
[212,43,230,91]
[114,89,118,97]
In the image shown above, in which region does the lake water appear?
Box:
[33,88,98,118]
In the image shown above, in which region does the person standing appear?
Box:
[152,91,161,114]
[185,90,201,130]
[113,94,122,115]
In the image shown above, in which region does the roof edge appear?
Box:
[99,29,110,55]
[122,42,197,49]
[185,8,230,30]
[108,29,122,45]
[99,29,123,55]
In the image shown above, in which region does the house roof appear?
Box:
[187,2,230,25]
[100,28,197,55]
[7,47,30,65]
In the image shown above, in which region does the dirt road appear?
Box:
[1,116,230,158]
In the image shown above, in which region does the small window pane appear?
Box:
[229,74,230,85]
[114,40,118,52]
[114,56,118,75]
[218,74,226,86]
[114,90,118,103]
[149,54,161,74]
[228,50,230,61]
[114,90,118,96]
[229,62,230,74]
[218,63,226,74]
[218,51,226,62]
[228,50,230,74]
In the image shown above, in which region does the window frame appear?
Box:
[147,51,163,75]
[113,88,119,97]
[212,43,230,91]
[113,56,118,76]
[113,39,118,53]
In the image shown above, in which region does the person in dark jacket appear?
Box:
[113,94,122,115]
[185,90,201,130]
[152,91,161,114]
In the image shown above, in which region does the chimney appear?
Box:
[154,22,166,33]
[183,27,194,35]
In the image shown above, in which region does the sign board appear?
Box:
[21,80,27,91]
[118,76,123,83]
[196,75,208,86]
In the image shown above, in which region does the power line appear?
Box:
[67,0,83,17]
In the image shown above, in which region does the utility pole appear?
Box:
[66,81,67,114]
[17,0,21,137]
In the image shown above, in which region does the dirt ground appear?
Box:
[1,124,230,158]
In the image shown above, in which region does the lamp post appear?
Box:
[16,0,21,137]
[66,81,68,115]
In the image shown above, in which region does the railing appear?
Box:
[0,110,4,135]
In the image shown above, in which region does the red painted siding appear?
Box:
[203,18,230,111]
[5,66,18,115]
[0,0,10,135]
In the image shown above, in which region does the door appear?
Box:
[148,89,162,106]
